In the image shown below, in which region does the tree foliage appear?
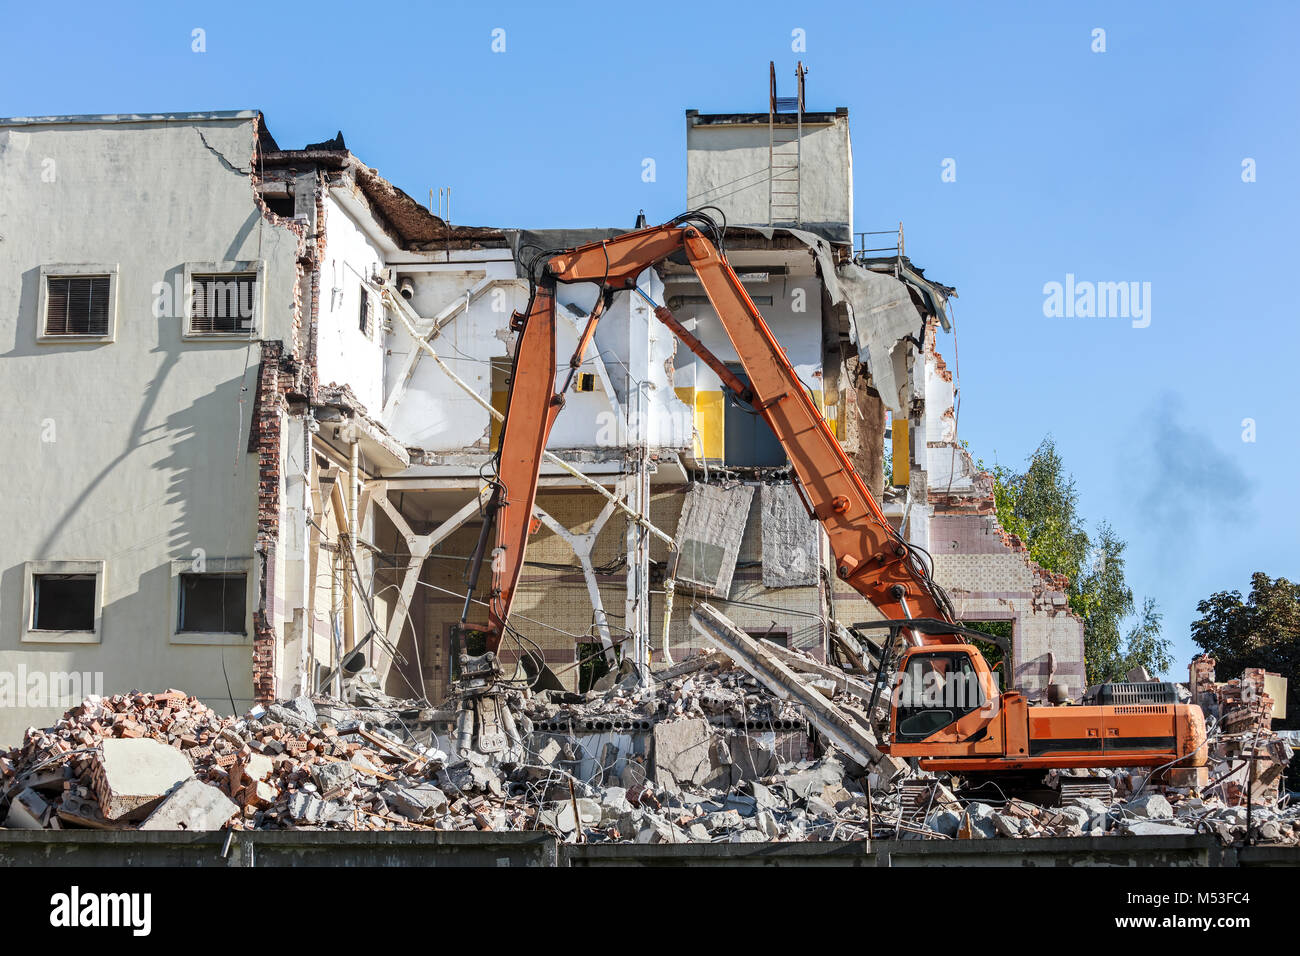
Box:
[983,437,1172,685]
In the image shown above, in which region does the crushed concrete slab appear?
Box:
[91,738,195,822]
[139,779,239,831]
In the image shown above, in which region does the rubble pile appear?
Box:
[1,651,1295,846]
[1190,656,1293,807]
[523,651,809,727]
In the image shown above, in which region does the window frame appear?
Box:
[169,558,253,645]
[22,560,106,644]
[182,260,266,339]
[893,650,989,742]
[358,284,372,337]
[37,264,119,344]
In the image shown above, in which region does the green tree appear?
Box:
[984,437,1172,685]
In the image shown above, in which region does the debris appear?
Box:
[4,788,50,829]
[92,738,195,822]
[1126,793,1173,820]
[0,648,1293,847]
[139,779,239,831]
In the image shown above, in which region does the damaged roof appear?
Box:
[257,120,507,251]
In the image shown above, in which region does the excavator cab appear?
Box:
[893,647,996,743]
[851,618,1008,759]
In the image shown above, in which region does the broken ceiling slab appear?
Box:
[673,482,755,597]
[314,383,411,473]
[833,262,924,414]
[738,227,954,415]
[760,483,818,588]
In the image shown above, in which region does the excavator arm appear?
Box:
[448,214,1211,786]
[461,217,958,666]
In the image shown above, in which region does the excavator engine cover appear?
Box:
[1094,682,1179,706]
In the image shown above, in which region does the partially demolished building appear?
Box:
[0,86,1084,747]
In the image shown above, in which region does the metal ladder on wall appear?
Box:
[768,61,806,227]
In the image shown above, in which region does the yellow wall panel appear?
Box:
[892,417,909,486]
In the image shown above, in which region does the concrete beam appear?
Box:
[690,603,886,769]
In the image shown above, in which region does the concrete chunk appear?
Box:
[382,781,447,821]
[1126,793,1173,820]
[652,718,713,790]
[92,738,195,822]
[310,760,356,795]
[4,788,50,829]
[1121,820,1192,837]
[139,779,239,831]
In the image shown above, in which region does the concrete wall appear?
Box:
[0,829,1251,867]
[384,268,693,456]
[0,114,301,745]
[686,113,853,235]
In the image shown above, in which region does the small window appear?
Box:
[45,275,111,336]
[22,560,105,643]
[359,286,372,337]
[190,274,257,333]
[178,573,247,634]
[32,574,97,631]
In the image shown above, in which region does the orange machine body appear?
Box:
[883,645,1208,772]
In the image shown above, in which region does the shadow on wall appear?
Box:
[1,264,260,677]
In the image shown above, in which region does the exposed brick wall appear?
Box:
[250,340,284,704]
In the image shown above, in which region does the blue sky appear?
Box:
[4,1,1296,674]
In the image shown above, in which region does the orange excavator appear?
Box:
[451,211,1207,782]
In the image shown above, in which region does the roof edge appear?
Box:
[0,110,260,128]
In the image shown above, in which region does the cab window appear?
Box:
[894,652,986,742]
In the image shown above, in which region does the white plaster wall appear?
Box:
[318,194,386,414]
[384,276,521,450]
[675,277,825,397]
[384,268,693,455]
[0,114,302,744]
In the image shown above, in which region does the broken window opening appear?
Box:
[263,194,296,218]
[178,573,247,634]
[190,274,257,333]
[32,573,97,631]
[962,620,1012,681]
[44,275,111,336]
[577,641,614,693]
[359,286,372,337]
